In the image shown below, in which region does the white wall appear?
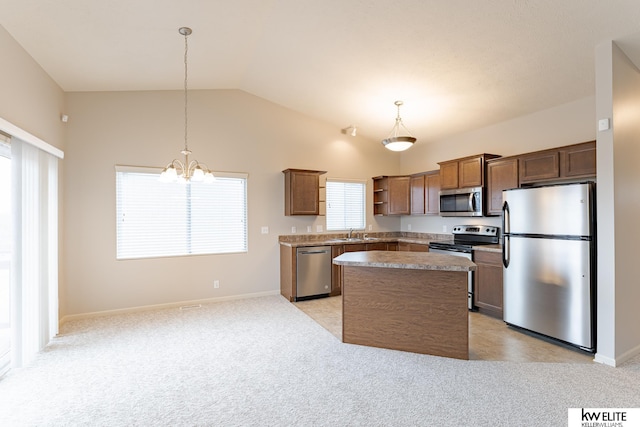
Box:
[399,97,596,233]
[0,25,66,150]
[595,41,640,366]
[62,89,400,316]
[611,44,640,362]
[0,24,68,316]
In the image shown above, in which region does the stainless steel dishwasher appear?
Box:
[296,246,332,300]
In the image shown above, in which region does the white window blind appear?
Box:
[116,167,248,259]
[326,179,366,231]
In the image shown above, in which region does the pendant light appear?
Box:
[160,27,214,184]
[381,100,416,152]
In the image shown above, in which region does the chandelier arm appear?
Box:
[194,161,213,172]
[172,159,186,171]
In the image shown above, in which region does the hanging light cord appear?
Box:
[160,27,214,183]
[183,29,189,154]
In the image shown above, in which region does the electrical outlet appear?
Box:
[291,226,296,233]
[442,225,447,232]
[213,280,220,288]
[368,224,372,231]
[316,225,323,232]
[407,224,412,231]
[307,225,312,233]
[261,226,269,234]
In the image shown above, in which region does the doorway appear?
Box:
[0,152,11,375]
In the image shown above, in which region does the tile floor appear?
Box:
[294,295,594,363]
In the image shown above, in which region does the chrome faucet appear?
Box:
[348,228,354,239]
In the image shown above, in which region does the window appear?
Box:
[326,179,366,231]
[116,166,248,259]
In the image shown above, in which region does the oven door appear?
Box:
[439,187,483,217]
[429,247,475,310]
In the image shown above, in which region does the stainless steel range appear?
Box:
[428,225,499,310]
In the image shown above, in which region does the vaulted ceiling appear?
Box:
[2,0,640,145]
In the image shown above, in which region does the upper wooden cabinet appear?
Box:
[486,140,596,216]
[283,169,327,216]
[562,141,597,178]
[373,176,411,216]
[519,141,596,184]
[438,161,460,190]
[519,151,560,183]
[438,154,500,190]
[425,173,441,215]
[410,171,440,215]
[486,157,519,216]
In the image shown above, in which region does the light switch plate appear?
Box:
[598,118,610,131]
[261,226,269,234]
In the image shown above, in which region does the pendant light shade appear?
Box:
[160,27,214,184]
[381,101,416,152]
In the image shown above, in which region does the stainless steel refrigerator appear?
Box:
[502,182,596,352]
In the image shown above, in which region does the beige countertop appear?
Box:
[472,244,502,253]
[333,250,476,272]
[278,232,502,253]
[278,232,445,248]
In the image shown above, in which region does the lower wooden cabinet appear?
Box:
[398,242,430,252]
[331,245,344,296]
[331,242,400,294]
[473,250,503,319]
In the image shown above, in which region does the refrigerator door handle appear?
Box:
[502,200,510,268]
[502,200,510,235]
[503,235,510,268]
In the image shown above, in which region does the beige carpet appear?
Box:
[0,295,638,426]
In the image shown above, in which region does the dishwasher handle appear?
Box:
[298,250,330,255]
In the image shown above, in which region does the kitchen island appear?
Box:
[332,251,476,360]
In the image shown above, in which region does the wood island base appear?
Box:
[342,265,469,360]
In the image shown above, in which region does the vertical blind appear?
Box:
[11,137,59,368]
[326,179,366,231]
[115,167,248,259]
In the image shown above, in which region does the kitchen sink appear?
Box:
[326,237,379,243]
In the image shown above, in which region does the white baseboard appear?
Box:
[594,343,640,367]
[593,353,616,367]
[59,290,280,326]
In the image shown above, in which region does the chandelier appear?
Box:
[160,27,214,183]
[381,100,416,152]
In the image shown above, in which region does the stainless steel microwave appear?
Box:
[439,186,484,217]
